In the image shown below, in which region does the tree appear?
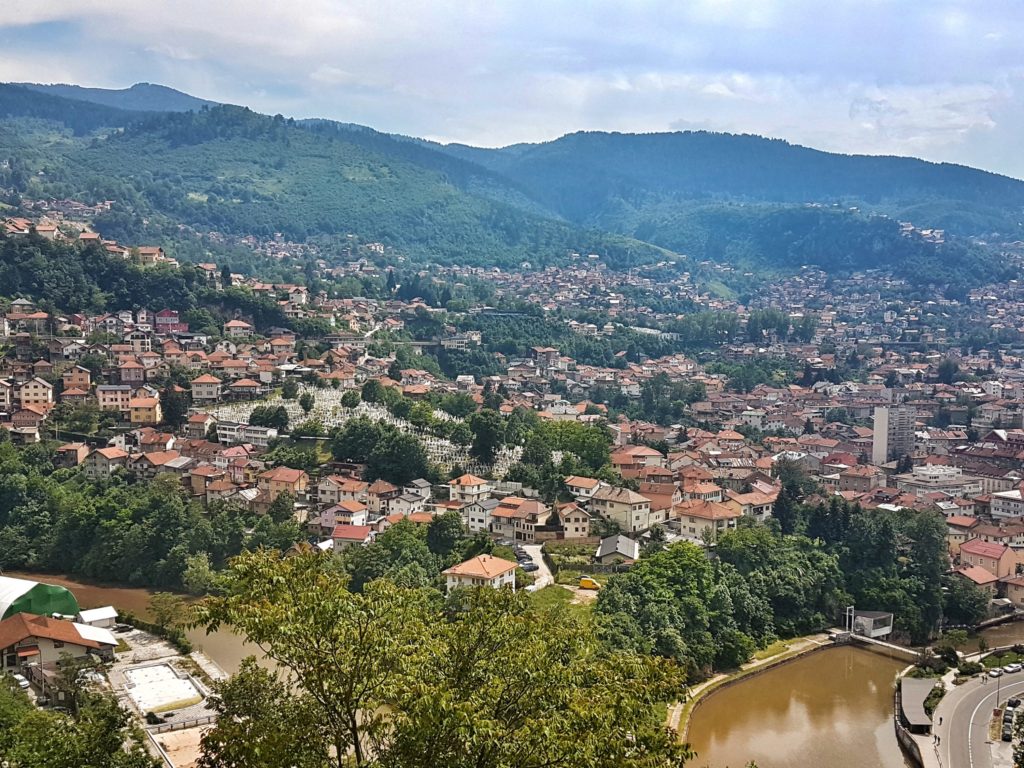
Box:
[469,409,505,464]
[0,685,160,767]
[148,592,186,632]
[268,491,296,525]
[160,386,190,428]
[281,378,300,400]
[298,390,315,414]
[182,552,220,595]
[361,379,386,403]
[387,359,403,381]
[426,511,464,559]
[330,417,384,463]
[366,431,430,486]
[449,421,472,446]
[942,574,989,627]
[250,405,289,431]
[341,390,361,408]
[937,358,959,384]
[191,549,691,768]
[198,660,327,768]
[220,264,232,287]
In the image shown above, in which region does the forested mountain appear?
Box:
[0,83,147,135]
[0,82,1019,284]
[0,89,662,268]
[18,81,219,112]
[436,130,1024,237]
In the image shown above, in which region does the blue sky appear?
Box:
[3,0,1023,177]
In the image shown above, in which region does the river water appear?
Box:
[13,570,1024,767]
[686,646,907,768]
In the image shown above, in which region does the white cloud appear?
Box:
[0,1,1022,175]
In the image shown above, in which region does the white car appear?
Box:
[1005,663,1023,674]
[9,673,30,689]
[990,668,1005,678]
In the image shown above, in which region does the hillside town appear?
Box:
[2,213,1024,607]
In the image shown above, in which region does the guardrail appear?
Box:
[149,713,216,734]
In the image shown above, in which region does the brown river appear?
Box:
[12,570,1024,768]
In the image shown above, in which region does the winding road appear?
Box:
[933,672,1024,768]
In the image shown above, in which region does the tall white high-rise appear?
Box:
[872,406,915,465]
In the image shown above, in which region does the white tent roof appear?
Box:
[0,575,36,616]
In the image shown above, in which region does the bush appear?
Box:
[958,661,984,676]
[923,683,946,716]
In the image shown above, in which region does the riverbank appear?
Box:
[668,633,832,741]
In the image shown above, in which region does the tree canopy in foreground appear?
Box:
[192,548,692,768]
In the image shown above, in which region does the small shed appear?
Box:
[77,606,118,629]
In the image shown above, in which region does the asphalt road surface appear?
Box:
[936,673,1024,768]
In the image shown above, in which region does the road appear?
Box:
[521,544,552,588]
[934,672,1024,768]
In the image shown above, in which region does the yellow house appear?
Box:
[128,397,162,425]
[257,466,309,502]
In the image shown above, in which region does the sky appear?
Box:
[2,0,1023,178]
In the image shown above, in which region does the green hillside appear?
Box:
[437,130,1024,239]
[0,83,1017,284]
[0,89,663,268]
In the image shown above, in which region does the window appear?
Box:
[53,641,64,649]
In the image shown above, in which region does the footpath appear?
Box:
[667,633,831,738]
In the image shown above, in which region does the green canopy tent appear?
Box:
[0,576,80,620]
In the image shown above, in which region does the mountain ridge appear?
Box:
[0,81,1018,285]
[17,81,220,113]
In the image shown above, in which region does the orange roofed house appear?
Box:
[257,466,309,502]
[443,554,517,592]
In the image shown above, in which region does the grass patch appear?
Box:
[530,586,592,621]
[152,696,203,713]
[753,640,789,661]
[983,651,1022,668]
[115,638,132,653]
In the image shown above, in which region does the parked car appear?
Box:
[1009,697,1022,708]
[579,577,602,590]
[9,673,30,690]
[520,562,540,573]
[990,668,1005,678]
[1003,724,1013,742]
[1004,663,1022,674]
[1003,709,1015,724]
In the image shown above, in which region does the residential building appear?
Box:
[257,466,309,502]
[872,405,916,465]
[443,555,517,592]
[191,374,222,403]
[0,613,117,673]
[82,447,129,480]
[673,499,742,543]
[595,534,639,564]
[448,473,493,504]
[127,397,162,425]
[590,486,653,533]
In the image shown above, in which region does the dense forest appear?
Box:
[0,84,1018,285]
[0,440,302,588]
